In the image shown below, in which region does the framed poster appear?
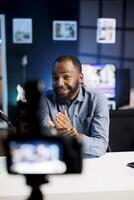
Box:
[96,18,116,43]
[13,18,32,44]
[53,20,77,41]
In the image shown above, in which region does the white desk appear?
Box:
[1,152,134,200]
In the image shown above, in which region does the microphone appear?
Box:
[0,109,10,124]
[0,109,15,132]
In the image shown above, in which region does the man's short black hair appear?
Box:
[52,55,82,73]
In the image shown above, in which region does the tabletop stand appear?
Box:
[25,174,49,200]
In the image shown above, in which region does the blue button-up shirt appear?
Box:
[40,85,109,157]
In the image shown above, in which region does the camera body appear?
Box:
[5,80,82,175]
[5,133,82,175]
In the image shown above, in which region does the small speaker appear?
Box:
[115,69,130,108]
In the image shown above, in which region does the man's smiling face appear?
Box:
[52,59,83,101]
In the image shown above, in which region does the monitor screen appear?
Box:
[82,64,116,99]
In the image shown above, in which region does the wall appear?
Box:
[78,0,134,88]
[78,0,134,108]
[0,0,134,124]
[0,0,79,124]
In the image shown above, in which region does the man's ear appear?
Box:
[79,73,84,84]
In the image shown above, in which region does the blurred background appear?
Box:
[0,0,134,152]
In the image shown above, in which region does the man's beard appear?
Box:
[55,82,80,101]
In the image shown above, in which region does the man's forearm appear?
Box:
[82,134,108,157]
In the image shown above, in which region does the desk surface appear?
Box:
[1,152,134,200]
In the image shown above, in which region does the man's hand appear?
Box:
[48,111,83,141]
[48,120,55,128]
[56,111,72,130]
[56,111,82,141]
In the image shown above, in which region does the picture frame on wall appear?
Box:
[53,20,77,41]
[13,18,32,44]
[96,18,116,43]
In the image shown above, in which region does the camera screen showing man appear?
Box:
[8,139,66,174]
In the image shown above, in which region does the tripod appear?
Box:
[25,175,49,200]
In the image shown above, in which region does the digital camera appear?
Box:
[5,80,82,175]
[5,132,82,175]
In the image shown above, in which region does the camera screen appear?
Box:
[8,140,67,174]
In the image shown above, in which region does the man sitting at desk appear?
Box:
[40,55,109,157]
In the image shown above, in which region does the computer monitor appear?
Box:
[82,64,116,99]
[82,64,130,109]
